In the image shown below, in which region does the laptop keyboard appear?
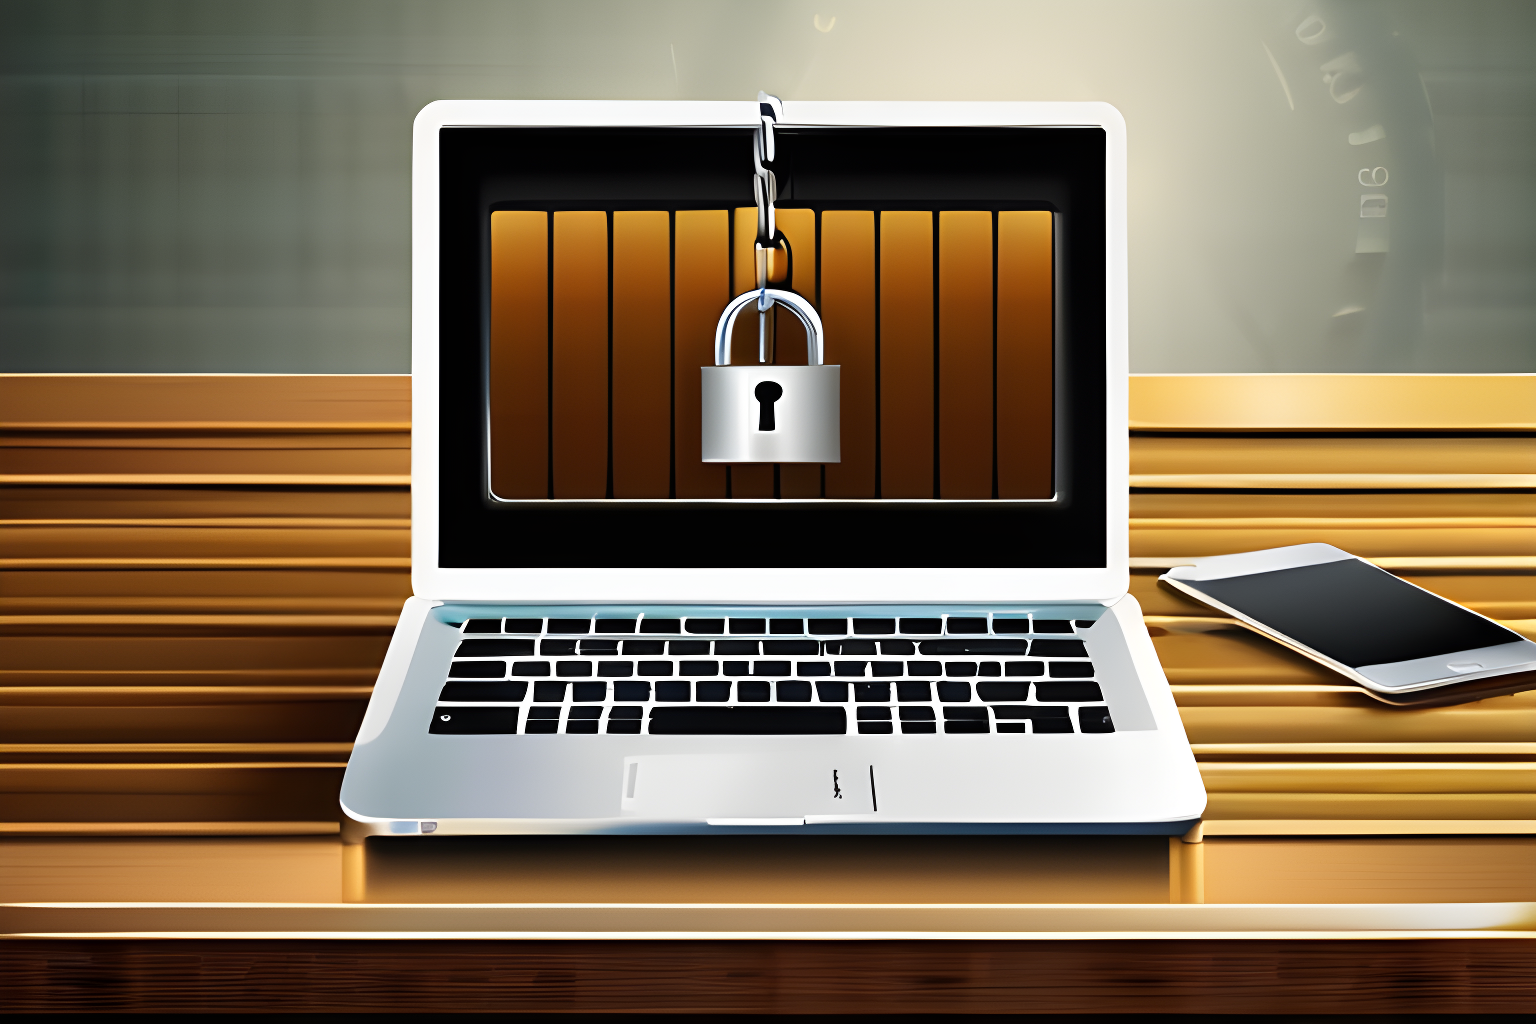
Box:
[429,615,1115,737]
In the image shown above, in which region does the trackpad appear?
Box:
[620,755,875,819]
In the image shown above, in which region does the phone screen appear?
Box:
[1185,558,1519,667]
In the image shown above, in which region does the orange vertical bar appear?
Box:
[997,211,1054,498]
[488,211,548,499]
[726,205,775,495]
[820,210,876,498]
[611,211,671,498]
[551,211,609,499]
[673,209,729,498]
[879,211,935,498]
[774,206,819,497]
[938,211,994,499]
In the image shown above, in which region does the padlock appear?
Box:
[701,288,840,464]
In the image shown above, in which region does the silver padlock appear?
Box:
[701,289,840,464]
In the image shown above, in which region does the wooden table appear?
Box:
[2,373,1533,1013]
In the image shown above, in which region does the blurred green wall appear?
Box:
[1,0,1532,371]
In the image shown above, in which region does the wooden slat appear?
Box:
[937,210,993,498]
[821,211,877,498]
[672,210,729,498]
[551,211,609,498]
[488,210,550,499]
[610,211,672,499]
[879,211,935,497]
[996,210,1054,499]
[1130,373,1536,431]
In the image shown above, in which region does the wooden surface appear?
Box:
[4,938,1534,1014]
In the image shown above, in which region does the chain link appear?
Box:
[753,92,784,361]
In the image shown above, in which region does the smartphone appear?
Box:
[1160,543,1536,700]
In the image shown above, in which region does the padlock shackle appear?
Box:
[713,289,825,367]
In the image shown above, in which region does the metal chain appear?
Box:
[753,92,784,362]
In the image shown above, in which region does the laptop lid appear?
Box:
[412,100,1127,605]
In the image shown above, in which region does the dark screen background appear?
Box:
[1188,559,1518,667]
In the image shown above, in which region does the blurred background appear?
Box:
[0,0,1531,372]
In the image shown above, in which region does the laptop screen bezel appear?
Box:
[412,100,1128,605]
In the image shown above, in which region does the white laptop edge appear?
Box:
[410,100,1129,606]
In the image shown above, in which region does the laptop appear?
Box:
[339,99,1206,837]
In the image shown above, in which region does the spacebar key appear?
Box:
[648,707,848,734]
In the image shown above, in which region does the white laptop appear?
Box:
[340,98,1205,837]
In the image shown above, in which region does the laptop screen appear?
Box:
[436,125,1106,570]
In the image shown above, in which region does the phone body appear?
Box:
[1160,544,1536,701]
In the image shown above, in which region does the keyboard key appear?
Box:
[978,662,1001,677]
[936,681,972,702]
[854,682,890,702]
[463,619,503,634]
[716,640,760,655]
[738,680,771,702]
[548,618,590,634]
[826,639,877,655]
[943,707,989,733]
[641,618,681,633]
[919,639,1030,655]
[525,719,559,734]
[858,722,894,734]
[907,661,942,676]
[504,618,542,633]
[900,617,942,634]
[900,706,936,733]
[754,660,792,676]
[541,639,578,656]
[614,681,651,701]
[1005,661,1044,676]
[853,618,896,634]
[1079,706,1115,732]
[579,639,619,655]
[678,661,719,676]
[533,681,567,702]
[670,640,710,655]
[439,681,528,702]
[947,617,987,634]
[871,661,904,677]
[456,639,534,657]
[990,705,1069,720]
[777,680,813,702]
[992,618,1030,634]
[944,661,978,677]
[1032,620,1074,634]
[723,660,750,676]
[569,707,602,719]
[857,707,891,720]
[598,660,634,677]
[637,660,673,676]
[797,661,831,677]
[1037,681,1104,702]
[511,661,550,676]
[1075,620,1097,629]
[696,681,731,702]
[896,681,932,702]
[528,707,560,719]
[624,640,665,655]
[609,706,644,719]
[809,618,848,635]
[607,720,643,734]
[880,640,915,655]
[556,661,593,677]
[816,681,849,702]
[1034,718,1074,733]
[595,618,637,633]
[566,720,600,734]
[769,619,804,634]
[729,618,766,634]
[572,682,606,702]
[1049,662,1096,678]
[835,662,868,677]
[764,639,819,655]
[1032,639,1089,658]
[976,682,1029,702]
[449,661,506,678]
[686,618,725,634]
[655,680,691,702]
[649,707,848,734]
[430,707,519,734]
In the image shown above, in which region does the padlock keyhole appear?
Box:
[754,380,783,431]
